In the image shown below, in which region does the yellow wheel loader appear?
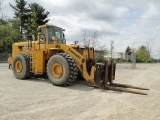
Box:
[8,24,148,95]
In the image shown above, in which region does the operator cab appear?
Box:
[37,25,66,44]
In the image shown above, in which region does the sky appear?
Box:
[1,0,160,59]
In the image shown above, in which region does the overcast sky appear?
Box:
[1,0,160,58]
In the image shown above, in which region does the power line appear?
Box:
[120,0,160,3]
[51,15,160,21]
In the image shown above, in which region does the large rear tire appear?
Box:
[47,53,78,86]
[12,54,32,79]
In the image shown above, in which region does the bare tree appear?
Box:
[0,0,3,11]
[81,29,88,46]
[81,29,99,48]
[81,29,108,62]
[90,30,108,62]
[91,30,98,48]
[0,0,5,23]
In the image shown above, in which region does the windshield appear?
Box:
[40,28,46,41]
[48,26,64,44]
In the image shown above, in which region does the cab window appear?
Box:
[40,28,46,41]
[48,26,64,44]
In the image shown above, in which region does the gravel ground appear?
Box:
[0,63,160,120]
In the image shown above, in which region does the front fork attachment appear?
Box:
[94,59,149,95]
[94,60,115,87]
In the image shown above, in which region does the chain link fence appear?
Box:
[0,53,10,63]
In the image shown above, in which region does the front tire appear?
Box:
[47,53,78,86]
[12,54,32,79]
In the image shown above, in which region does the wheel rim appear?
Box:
[15,60,22,73]
[52,63,63,78]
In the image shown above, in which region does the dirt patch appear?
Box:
[0,63,160,120]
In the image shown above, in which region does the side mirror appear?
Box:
[37,28,41,32]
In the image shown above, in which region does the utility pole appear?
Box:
[110,40,114,59]
[146,42,151,61]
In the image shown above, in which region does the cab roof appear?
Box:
[38,24,64,30]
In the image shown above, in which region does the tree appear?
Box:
[81,29,88,46]
[0,0,4,13]
[81,29,108,62]
[10,1,50,38]
[10,0,29,19]
[81,30,99,48]
[27,12,38,37]
[9,19,21,42]
[90,30,98,48]
[125,46,132,61]
[0,19,21,52]
[125,46,132,53]
[29,3,49,25]
[0,0,5,24]
[10,0,29,37]
[136,45,148,62]
[0,0,3,10]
